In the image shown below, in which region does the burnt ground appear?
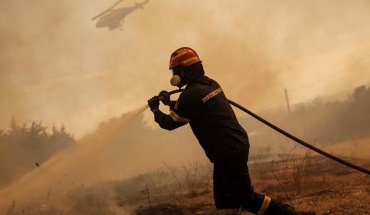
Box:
[132,156,370,215]
[7,140,368,215]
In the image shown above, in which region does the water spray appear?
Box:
[154,89,370,176]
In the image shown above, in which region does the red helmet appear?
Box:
[169,47,202,70]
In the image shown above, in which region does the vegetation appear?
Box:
[0,118,75,187]
[241,84,370,153]
[289,85,370,143]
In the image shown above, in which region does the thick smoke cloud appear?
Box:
[1,0,370,137]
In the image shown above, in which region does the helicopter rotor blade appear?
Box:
[91,0,124,20]
[110,0,124,9]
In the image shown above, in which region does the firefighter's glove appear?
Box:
[158,90,171,106]
[148,96,160,112]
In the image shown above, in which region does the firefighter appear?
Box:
[147,47,316,215]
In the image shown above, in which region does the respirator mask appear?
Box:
[170,75,181,86]
[170,68,186,87]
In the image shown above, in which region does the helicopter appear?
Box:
[92,0,149,30]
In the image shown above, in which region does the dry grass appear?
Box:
[4,139,370,215]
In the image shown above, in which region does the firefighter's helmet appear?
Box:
[169,47,202,70]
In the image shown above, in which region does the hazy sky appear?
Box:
[1,0,370,138]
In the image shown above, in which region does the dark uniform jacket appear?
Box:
[154,76,249,162]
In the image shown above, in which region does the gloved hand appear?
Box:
[147,96,160,112]
[158,90,171,106]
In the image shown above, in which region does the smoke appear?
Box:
[0,106,206,213]
[1,0,370,212]
[1,0,370,136]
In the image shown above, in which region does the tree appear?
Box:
[0,118,75,187]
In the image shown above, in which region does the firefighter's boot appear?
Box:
[217,208,241,215]
[263,200,316,215]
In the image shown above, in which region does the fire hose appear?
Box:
[162,89,370,176]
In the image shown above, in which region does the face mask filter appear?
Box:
[170,75,181,86]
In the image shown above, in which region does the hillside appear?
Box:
[1,85,370,214]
